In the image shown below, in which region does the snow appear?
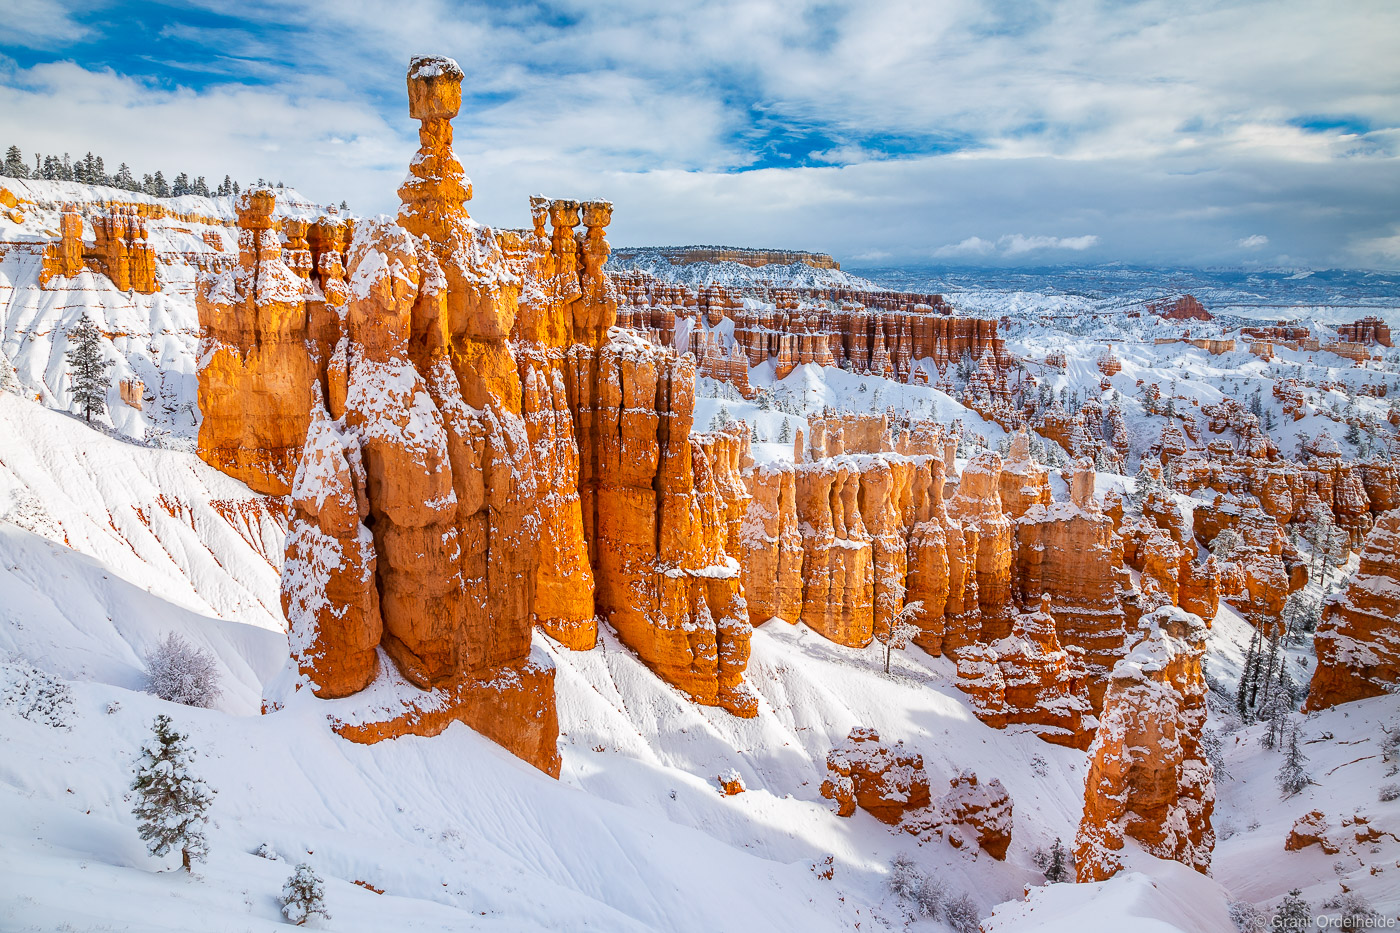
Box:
[4,192,1400,927]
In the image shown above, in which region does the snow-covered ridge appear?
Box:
[0,178,345,445]
[608,250,880,292]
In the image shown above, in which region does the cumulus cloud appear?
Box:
[1237,234,1270,248]
[932,234,1099,258]
[933,236,997,257]
[0,0,1396,268]
[999,234,1100,255]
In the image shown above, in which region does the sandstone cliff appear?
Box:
[1305,509,1400,711]
[1075,606,1215,882]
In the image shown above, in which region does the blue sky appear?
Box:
[2,0,1399,269]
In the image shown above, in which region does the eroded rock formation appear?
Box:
[253,56,764,776]
[196,187,317,494]
[1075,606,1215,882]
[1305,509,1400,711]
[820,726,931,824]
[905,770,1014,860]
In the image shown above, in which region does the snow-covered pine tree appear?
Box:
[65,313,111,422]
[130,714,216,871]
[1276,725,1311,797]
[1271,888,1310,931]
[1043,838,1071,883]
[778,418,791,443]
[3,145,29,177]
[281,863,331,926]
[1236,628,1260,723]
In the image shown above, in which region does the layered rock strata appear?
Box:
[260,56,763,777]
[1305,509,1400,711]
[196,187,318,494]
[1075,606,1215,882]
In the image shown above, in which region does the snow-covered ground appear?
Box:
[4,179,1400,930]
[3,367,1398,931]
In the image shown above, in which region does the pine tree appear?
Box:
[152,170,169,197]
[339,200,348,210]
[1236,628,1260,723]
[130,714,215,871]
[1276,725,1311,797]
[778,418,791,444]
[114,162,135,190]
[172,172,190,196]
[3,144,29,177]
[281,863,331,925]
[1043,838,1071,883]
[65,313,111,422]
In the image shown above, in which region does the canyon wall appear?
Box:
[1305,509,1400,711]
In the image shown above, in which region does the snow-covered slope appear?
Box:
[0,178,335,443]
[0,386,1249,932]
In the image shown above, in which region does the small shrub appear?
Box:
[1379,782,1400,803]
[911,874,946,918]
[144,633,222,708]
[1271,888,1311,931]
[943,891,980,933]
[254,842,280,860]
[2,660,73,729]
[281,863,330,926]
[888,854,921,900]
[887,854,945,918]
[1229,899,1267,933]
[1321,892,1380,930]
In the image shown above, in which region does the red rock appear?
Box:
[820,726,931,824]
[1075,606,1215,882]
[1285,810,1338,854]
[1305,509,1400,711]
[905,770,1014,860]
[196,187,317,494]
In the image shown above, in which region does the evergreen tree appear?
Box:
[130,714,216,871]
[281,863,331,925]
[232,180,240,196]
[1043,838,1071,883]
[778,418,791,444]
[114,163,135,190]
[220,174,232,196]
[65,313,112,423]
[1236,628,1260,723]
[152,170,169,197]
[339,199,348,210]
[1271,889,1311,931]
[3,144,29,177]
[172,172,190,196]
[1276,725,1311,796]
[194,175,209,197]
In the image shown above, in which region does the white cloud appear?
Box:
[1237,234,1270,248]
[999,234,1100,255]
[0,0,1397,267]
[933,236,996,257]
[4,0,89,49]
